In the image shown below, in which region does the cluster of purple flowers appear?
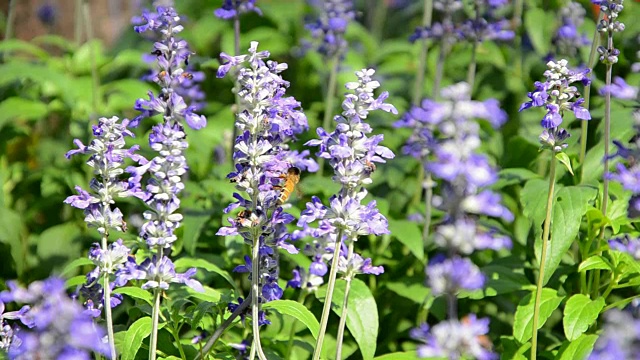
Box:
[588,299,640,359]
[301,0,356,59]
[293,69,396,291]
[397,82,511,358]
[520,59,591,150]
[216,41,315,323]
[410,0,513,45]
[214,0,261,20]
[549,2,590,59]
[0,277,109,359]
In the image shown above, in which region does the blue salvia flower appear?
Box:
[549,2,590,59]
[114,6,205,293]
[0,277,109,359]
[214,0,261,20]
[297,68,397,283]
[608,234,640,259]
[595,0,625,65]
[410,315,497,360]
[301,0,356,59]
[0,301,29,352]
[588,300,640,359]
[459,0,514,44]
[36,3,56,27]
[600,76,639,100]
[409,0,462,44]
[217,41,316,318]
[520,59,591,145]
[132,6,207,130]
[607,108,640,217]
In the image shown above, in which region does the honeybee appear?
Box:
[181,72,194,80]
[364,159,376,174]
[276,167,301,205]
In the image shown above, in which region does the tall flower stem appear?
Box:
[149,288,161,360]
[578,13,603,170]
[318,55,340,177]
[594,31,614,298]
[230,15,242,166]
[4,0,17,40]
[466,41,478,94]
[312,229,345,360]
[251,239,268,360]
[412,0,433,106]
[101,234,117,359]
[371,0,388,43]
[82,0,100,119]
[530,154,557,360]
[335,242,355,360]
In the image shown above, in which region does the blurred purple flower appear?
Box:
[214,0,261,19]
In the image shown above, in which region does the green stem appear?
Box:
[370,0,388,43]
[530,153,557,360]
[602,273,618,299]
[149,288,161,360]
[411,0,433,106]
[195,293,251,359]
[335,242,354,360]
[312,228,345,360]
[422,175,433,244]
[603,295,640,312]
[578,12,603,171]
[594,32,614,299]
[285,292,308,359]
[251,241,268,360]
[4,0,16,40]
[466,41,478,95]
[172,324,187,360]
[101,235,117,360]
[75,0,83,45]
[318,55,340,177]
[82,0,100,119]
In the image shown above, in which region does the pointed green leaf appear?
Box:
[317,278,378,360]
[262,300,320,339]
[60,257,94,277]
[174,257,238,292]
[513,288,565,343]
[578,256,613,272]
[563,294,605,341]
[119,317,153,360]
[388,219,424,260]
[555,334,598,360]
[555,152,574,176]
[113,286,154,305]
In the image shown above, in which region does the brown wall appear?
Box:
[1,0,139,45]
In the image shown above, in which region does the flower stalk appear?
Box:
[530,153,557,360]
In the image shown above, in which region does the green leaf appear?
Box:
[563,294,605,341]
[180,210,209,256]
[500,336,530,360]
[36,223,82,263]
[373,352,421,360]
[0,206,25,275]
[119,317,159,360]
[0,97,48,131]
[60,257,94,277]
[578,256,613,272]
[173,257,238,292]
[461,265,533,299]
[0,39,49,59]
[65,275,87,289]
[185,286,221,303]
[317,278,378,360]
[616,252,640,276]
[388,219,424,260]
[555,334,598,360]
[385,280,430,304]
[535,186,598,284]
[262,300,320,339]
[555,152,574,176]
[113,287,154,305]
[513,288,565,343]
[520,179,551,235]
[524,8,554,55]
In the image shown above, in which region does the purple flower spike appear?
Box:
[411,315,497,360]
[426,255,485,296]
[214,0,261,20]
[0,277,110,359]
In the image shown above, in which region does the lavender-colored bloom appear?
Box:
[216,42,317,313]
[521,60,590,156]
[122,256,204,292]
[214,0,261,20]
[549,2,590,59]
[297,69,396,282]
[0,277,109,359]
[609,234,640,260]
[600,76,639,100]
[36,3,56,26]
[410,315,497,360]
[132,6,206,130]
[588,300,640,359]
[301,0,355,58]
[426,255,485,296]
[65,116,141,234]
